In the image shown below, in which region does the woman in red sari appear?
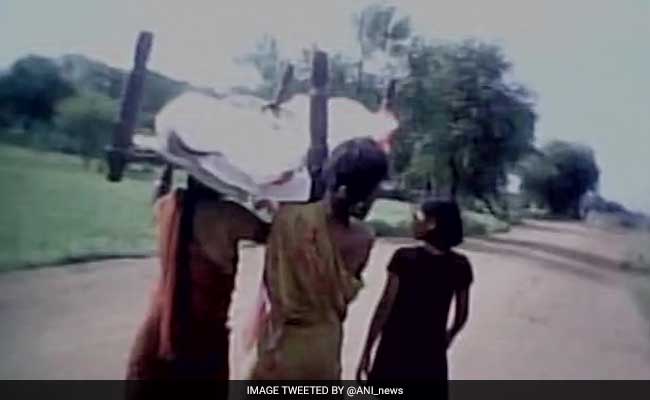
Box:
[126,175,269,383]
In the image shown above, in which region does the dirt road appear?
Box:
[1,220,649,379]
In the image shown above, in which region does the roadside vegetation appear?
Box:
[3,2,646,271]
[0,145,155,271]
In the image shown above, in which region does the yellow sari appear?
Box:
[248,201,362,379]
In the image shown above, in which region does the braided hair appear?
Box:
[173,176,221,351]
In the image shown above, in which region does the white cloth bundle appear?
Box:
[139,91,397,206]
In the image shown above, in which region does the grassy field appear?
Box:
[0,145,156,271]
[0,145,511,271]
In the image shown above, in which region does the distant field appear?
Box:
[626,234,650,329]
[0,145,156,271]
[0,145,513,271]
[367,198,511,237]
[623,233,650,272]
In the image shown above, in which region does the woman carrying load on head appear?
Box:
[126,168,270,383]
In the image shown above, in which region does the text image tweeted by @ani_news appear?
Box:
[246,383,404,397]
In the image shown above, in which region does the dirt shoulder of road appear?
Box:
[1,219,649,379]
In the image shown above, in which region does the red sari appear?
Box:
[126,191,266,380]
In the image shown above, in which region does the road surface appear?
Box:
[1,220,649,379]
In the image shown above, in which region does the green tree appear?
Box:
[397,40,536,215]
[236,35,283,99]
[521,141,599,218]
[59,54,188,124]
[236,5,537,217]
[0,55,75,128]
[56,92,118,166]
[353,3,411,95]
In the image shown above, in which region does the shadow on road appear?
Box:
[480,236,622,271]
[462,239,612,284]
[516,221,585,235]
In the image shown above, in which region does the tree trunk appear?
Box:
[449,155,460,201]
[356,61,364,96]
[382,79,397,111]
[356,13,365,96]
[476,192,501,219]
[271,64,294,109]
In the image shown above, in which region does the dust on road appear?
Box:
[1,220,649,379]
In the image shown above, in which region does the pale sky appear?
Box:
[1,0,648,212]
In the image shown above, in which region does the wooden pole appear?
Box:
[107,31,153,182]
[308,50,329,201]
[152,164,174,203]
[262,63,294,115]
[274,63,294,106]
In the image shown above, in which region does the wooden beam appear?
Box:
[308,50,329,201]
[262,63,294,115]
[107,31,154,182]
[274,63,294,106]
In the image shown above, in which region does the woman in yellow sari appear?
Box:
[248,138,389,379]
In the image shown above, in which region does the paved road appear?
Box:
[1,220,649,379]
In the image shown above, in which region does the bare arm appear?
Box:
[253,223,271,244]
[354,234,375,278]
[231,203,272,245]
[356,272,399,382]
[258,210,292,354]
[446,288,470,348]
[246,213,271,245]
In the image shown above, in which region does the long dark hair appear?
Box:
[420,199,464,251]
[173,176,221,350]
[323,137,389,203]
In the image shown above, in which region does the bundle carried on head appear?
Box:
[137,91,397,209]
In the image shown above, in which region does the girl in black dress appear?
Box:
[357,200,473,395]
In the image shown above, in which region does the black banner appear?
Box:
[0,381,649,400]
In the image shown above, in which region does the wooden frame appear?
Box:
[105,32,331,192]
[106,31,398,202]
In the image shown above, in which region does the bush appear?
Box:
[463,210,510,236]
[462,215,487,236]
[520,141,599,218]
[367,219,411,237]
[366,199,510,238]
[586,211,650,231]
[56,91,118,164]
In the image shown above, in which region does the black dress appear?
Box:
[368,246,473,386]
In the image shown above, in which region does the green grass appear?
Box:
[0,145,512,271]
[0,145,156,271]
[367,199,511,238]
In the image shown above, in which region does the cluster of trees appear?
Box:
[0,3,600,218]
[0,54,188,165]
[519,141,600,218]
[235,4,598,219]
